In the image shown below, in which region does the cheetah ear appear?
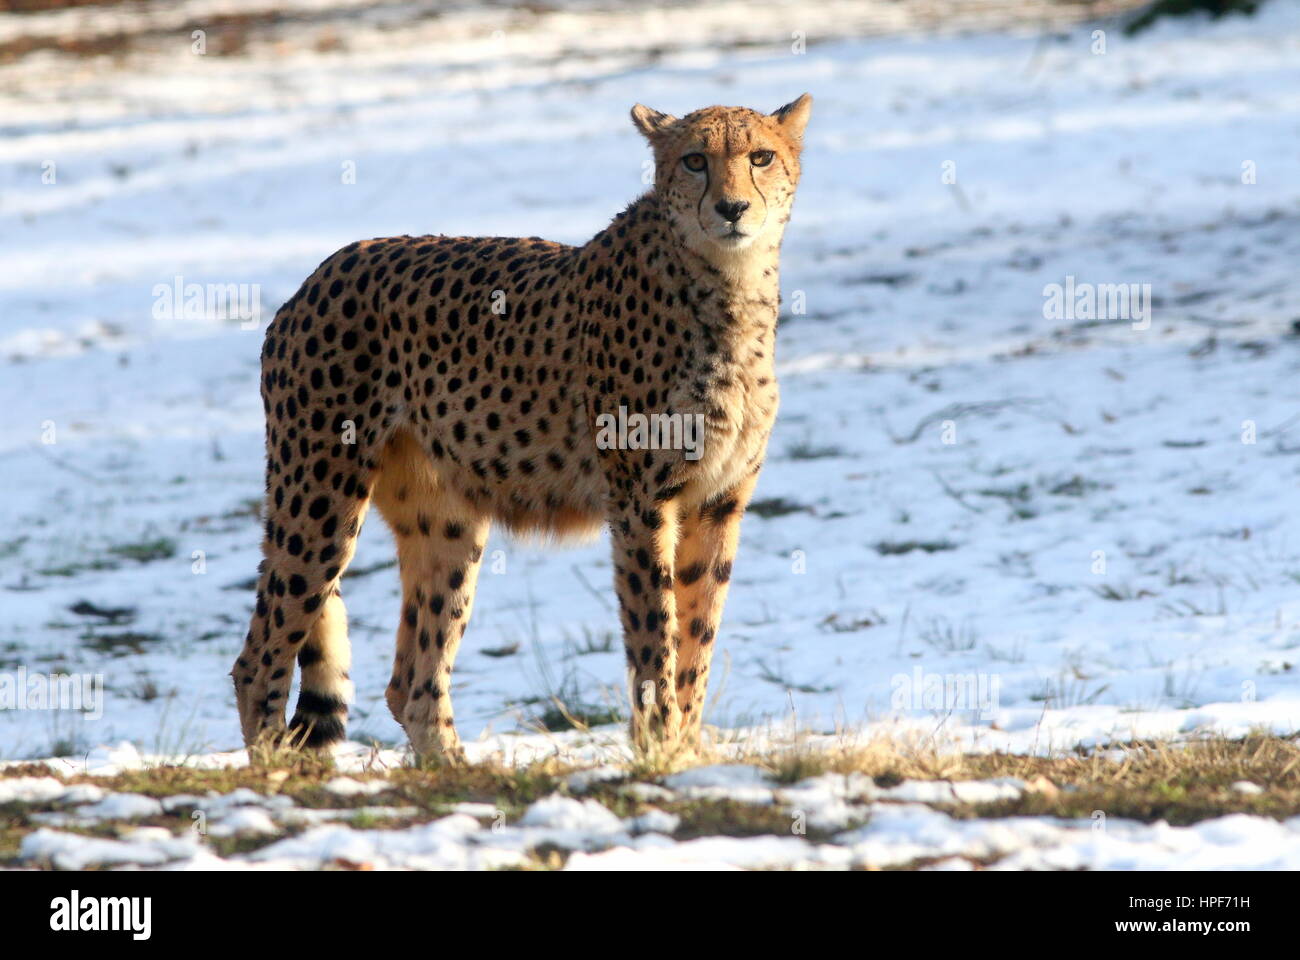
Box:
[630,104,678,139]
[771,93,813,143]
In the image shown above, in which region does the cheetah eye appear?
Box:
[750,150,775,167]
[682,153,707,172]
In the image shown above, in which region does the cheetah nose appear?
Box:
[714,199,750,223]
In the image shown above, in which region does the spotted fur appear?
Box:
[231,95,813,760]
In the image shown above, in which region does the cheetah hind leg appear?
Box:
[233,479,371,754]
[285,585,355,749]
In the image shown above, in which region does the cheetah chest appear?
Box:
[679,363,778,499]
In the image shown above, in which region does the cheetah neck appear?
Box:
[599,193,783,345]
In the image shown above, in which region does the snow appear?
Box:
[79,743,148,777]
[246,815,521,871]
[627,807,682,836]
[567,834,855,871]
[323,776,391,797]
[21,827,203,871]
[564,764,627,793]
[207,807,279,837]
[882,777,1025,804]
[8,749,1300,869]
[518,795,626,834]
[0,777,70,805]
[663,764,773,790]
[2,0,1299,868]
[72,792,164,820]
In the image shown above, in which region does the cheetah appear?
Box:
[232,94,813,761]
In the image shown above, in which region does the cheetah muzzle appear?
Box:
[231,94,813,761]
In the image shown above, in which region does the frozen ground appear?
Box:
[8,731,1300,870]
[2,0,1300,868]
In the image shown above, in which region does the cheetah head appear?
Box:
[631,94,812,261]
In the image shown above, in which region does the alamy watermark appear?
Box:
[1043,275,1151,331]
[152,275,262,329]
[0,668,104,719]
[595,405,705,460]
[50,891,150,940]
[891,667,1001,713]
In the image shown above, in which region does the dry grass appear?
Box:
[738,729,1300,824]
[5,731,1299,868]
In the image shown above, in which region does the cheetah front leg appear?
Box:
[608,491,683,754]
[673,472,759,746]
[393,515,490,765]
